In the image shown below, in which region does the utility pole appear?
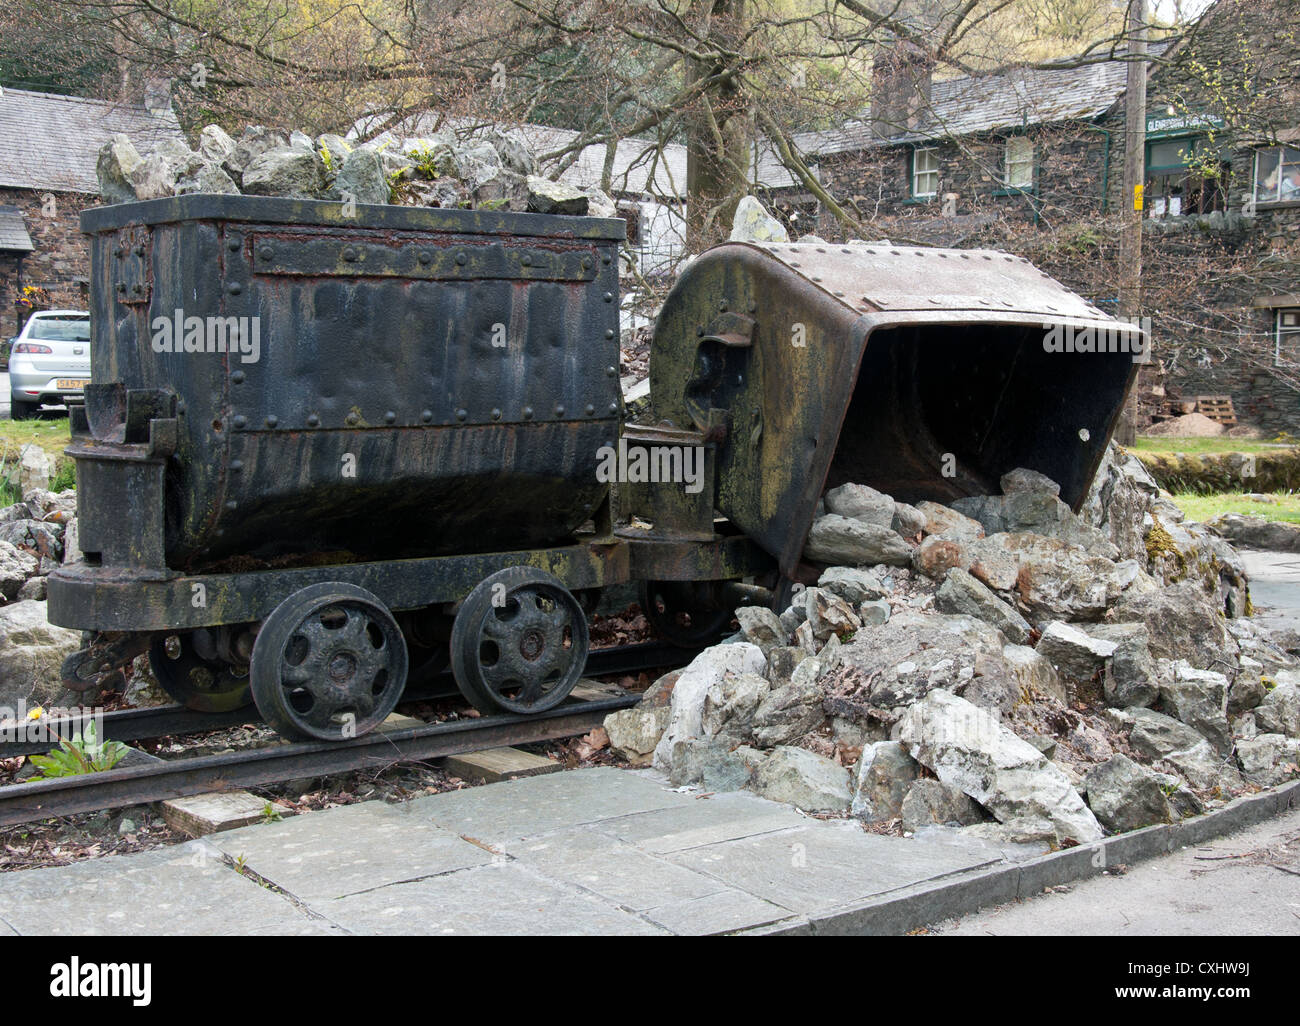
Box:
[1116,0,1148,445]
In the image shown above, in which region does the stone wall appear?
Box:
[0,187,94,336]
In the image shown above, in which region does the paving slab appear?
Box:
[1240,549,1300,615]
[506,826,733,910]
[667,818,1001,916]
[0,847,312,935]
[405,766,695,842]
[317,860,668,935]
[208,799,494,903]
[598,785,809,853]
[639,886,795,934]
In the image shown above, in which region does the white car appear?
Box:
[8,310,91,419]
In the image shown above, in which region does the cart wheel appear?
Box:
[150,634,253,713]
[250,583,408,741]
[451,567,589,715]
[639,580,732,648]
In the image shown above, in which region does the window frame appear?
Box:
[1003,136,1035,190]
[911,146,939,199]
[1277,308,1300,366]
[1254,145,1300,206]
[1144,134,1229,219]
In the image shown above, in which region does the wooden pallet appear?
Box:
[1194,395,1237,427]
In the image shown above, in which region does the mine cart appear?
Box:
[48,196,1142,742]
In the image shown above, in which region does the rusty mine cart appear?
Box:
[47,196,1141,742]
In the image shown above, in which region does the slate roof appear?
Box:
[755,45,1167,190]
[0,88,185,194]
[0,206,34,252]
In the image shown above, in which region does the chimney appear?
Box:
[870,42,933,140]
[144,77,173,113]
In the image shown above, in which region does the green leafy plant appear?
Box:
[28,721,128,779]
[50,460,75,493]
[406,143,443,180]
[261,802,282,823]
[0,457,17,507]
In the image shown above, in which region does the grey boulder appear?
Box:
[754,746,851,814]
[804,515,912,567]
[1083,754,1175,833]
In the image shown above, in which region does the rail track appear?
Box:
[0,640,694,830]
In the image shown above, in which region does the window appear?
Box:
[1254,146,1300,205]
[1004,136,1034,189]
[912,147,938,198]
[616,202,642,246]
[1277,309,1300,366]
[1145,135,1227,217]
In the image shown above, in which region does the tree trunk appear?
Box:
[684,0,752,253]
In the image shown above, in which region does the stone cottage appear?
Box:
[758,0,1300,435]
[0,88,184,336]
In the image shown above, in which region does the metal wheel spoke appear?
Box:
[340,608,376,650]
[280,661,315,686]
[480,649,528,692]
[482,613,516,642]
[351,689,377,718]
[300,696,345,731]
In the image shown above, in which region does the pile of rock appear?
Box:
[605,443,1300,845]
[97,124,617,218]
[0,469,82,710]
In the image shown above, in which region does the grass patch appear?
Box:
[1169,491,1300,524]
[0,414,75,504]
[1132,435,1295,455]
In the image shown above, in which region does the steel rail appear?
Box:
[0,640,696,758]
[0,694,639,829]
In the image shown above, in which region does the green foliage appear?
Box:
[406,144,442,180]
[1059,224,1104,252]
[319,146,335,176]
[0,453,17,508]
[261,802,282,823]
[50,459,75,493]
[28,721,129,779]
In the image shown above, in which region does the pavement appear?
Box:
[933,805,1300,935]
[0,768,1052,936]
[1240,548,1300,638]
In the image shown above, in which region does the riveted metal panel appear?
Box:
[74,196,625,570]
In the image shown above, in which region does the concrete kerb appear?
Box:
[745,779,1300,935]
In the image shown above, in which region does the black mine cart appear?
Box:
[49,195,1142,741]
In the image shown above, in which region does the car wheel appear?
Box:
[9,399,38,420]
